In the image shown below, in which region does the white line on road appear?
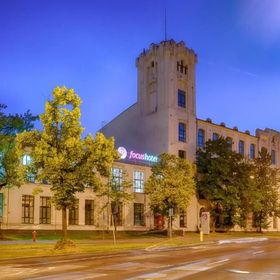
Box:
[253,250,264,255]
[208,258,229,265]
[227,269,250,274]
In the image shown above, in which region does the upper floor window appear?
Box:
[112,167,123,191]
[178,122,186,142]
[178,89,186,108]
[133,171,144,193]
[271,150,276,165]
[177,60,188,75]
[226,137,233,151]
[250,144,255,159]
[22,154,31,165]
[212,133,219,141]
[238,140,245,156]
[197,129,205,148]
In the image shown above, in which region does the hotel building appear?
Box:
[0,40,279,232]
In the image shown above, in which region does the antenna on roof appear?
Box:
[164,8,167,41]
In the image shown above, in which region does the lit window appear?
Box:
[22,154,31,165]
[272,150,276,165]
[212,133,219,141]
[133,171,144,193]
[178,89,186,108]
[178,122,186,142]
[112,167,123,191]
[134,203,145,226]
[238,140,245,155]
[250,144,255,159]
[197,129,205,148]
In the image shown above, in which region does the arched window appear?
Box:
[250,144,255,159]
[238,140,245,155]
[212,133,219,141]
[226,137,232,151]
[271,150,276,165]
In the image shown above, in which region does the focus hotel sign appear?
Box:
[117,147,158,164]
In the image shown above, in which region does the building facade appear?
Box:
[0,39,279,231]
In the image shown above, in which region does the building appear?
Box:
[0,39,279,232]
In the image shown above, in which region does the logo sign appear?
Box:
[117,147,127,159]
[117,146,158,163]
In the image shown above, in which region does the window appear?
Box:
[22,154,31,165]
[22,195,34,224]
[85,200,94,225]
[178,122,186,142]
[178,150,186,159]
[178,89,186,108]
[39,196,51,224]
[111,202,123,226]
[134,203,145,226]
[226,137,232,151]
[177,60,188,75]
[69,200,79,225]
[112,167,123,190]
[179,210,187,228]
[250,144,255,159]
[133,171,144,193]
[238,140,245,156]
[197,129,205,148]
[271,150,276,165]
[0,193,3,218]
[212,133,219,141]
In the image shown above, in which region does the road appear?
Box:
[1,237,280,279]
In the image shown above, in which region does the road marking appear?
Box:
[208,258,229,265]
[227,269,250,274]
[218,237,268,245]
[253,250,264,255]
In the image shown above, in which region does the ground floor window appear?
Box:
[134,203,145,226]
[111,202,123,226]
[179,210,187,228]
[40,196,51,224]
[22,195,34,224]
[69,200,79,225]
[85,200,94,225]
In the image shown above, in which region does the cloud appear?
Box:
[239,0,280,43]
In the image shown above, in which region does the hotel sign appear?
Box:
[117,146,158,163]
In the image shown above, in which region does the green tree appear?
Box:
[98,168,132,244]
[0,104,38,189]
[145,153,196,237]
[251,148,280,232]
[16,87,118,242]
[196,137,253,231]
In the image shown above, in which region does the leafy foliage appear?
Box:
[145,153,196,217]
[0,104,38,189]
[196,137,253,230]
[16,87,118,240]
[251,148,280,232]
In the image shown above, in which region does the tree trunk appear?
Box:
[62,206,67,241]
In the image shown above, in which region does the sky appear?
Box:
[1,0,280,136]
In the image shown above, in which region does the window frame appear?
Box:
[133,171,144,193]
[178,89,186,108]
[178,122,186,142]
[197,129,205,148]
[22,195,34,224]
[134,203,145,226]
[39,196,51,224]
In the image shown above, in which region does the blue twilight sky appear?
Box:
[1,0,280,135]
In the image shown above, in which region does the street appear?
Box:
[1,237,280,279]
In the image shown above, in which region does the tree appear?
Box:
[0,104,38,189]
[16,87,118,242]
[145,153,196,237]
[251,148,280,232]
[98,168,132,244]
[196,137,253,231]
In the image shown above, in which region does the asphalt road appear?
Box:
[1,237,280,279]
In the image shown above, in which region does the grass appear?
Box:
[1,230,280,260]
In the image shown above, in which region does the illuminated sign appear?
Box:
[117,147,158,163]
